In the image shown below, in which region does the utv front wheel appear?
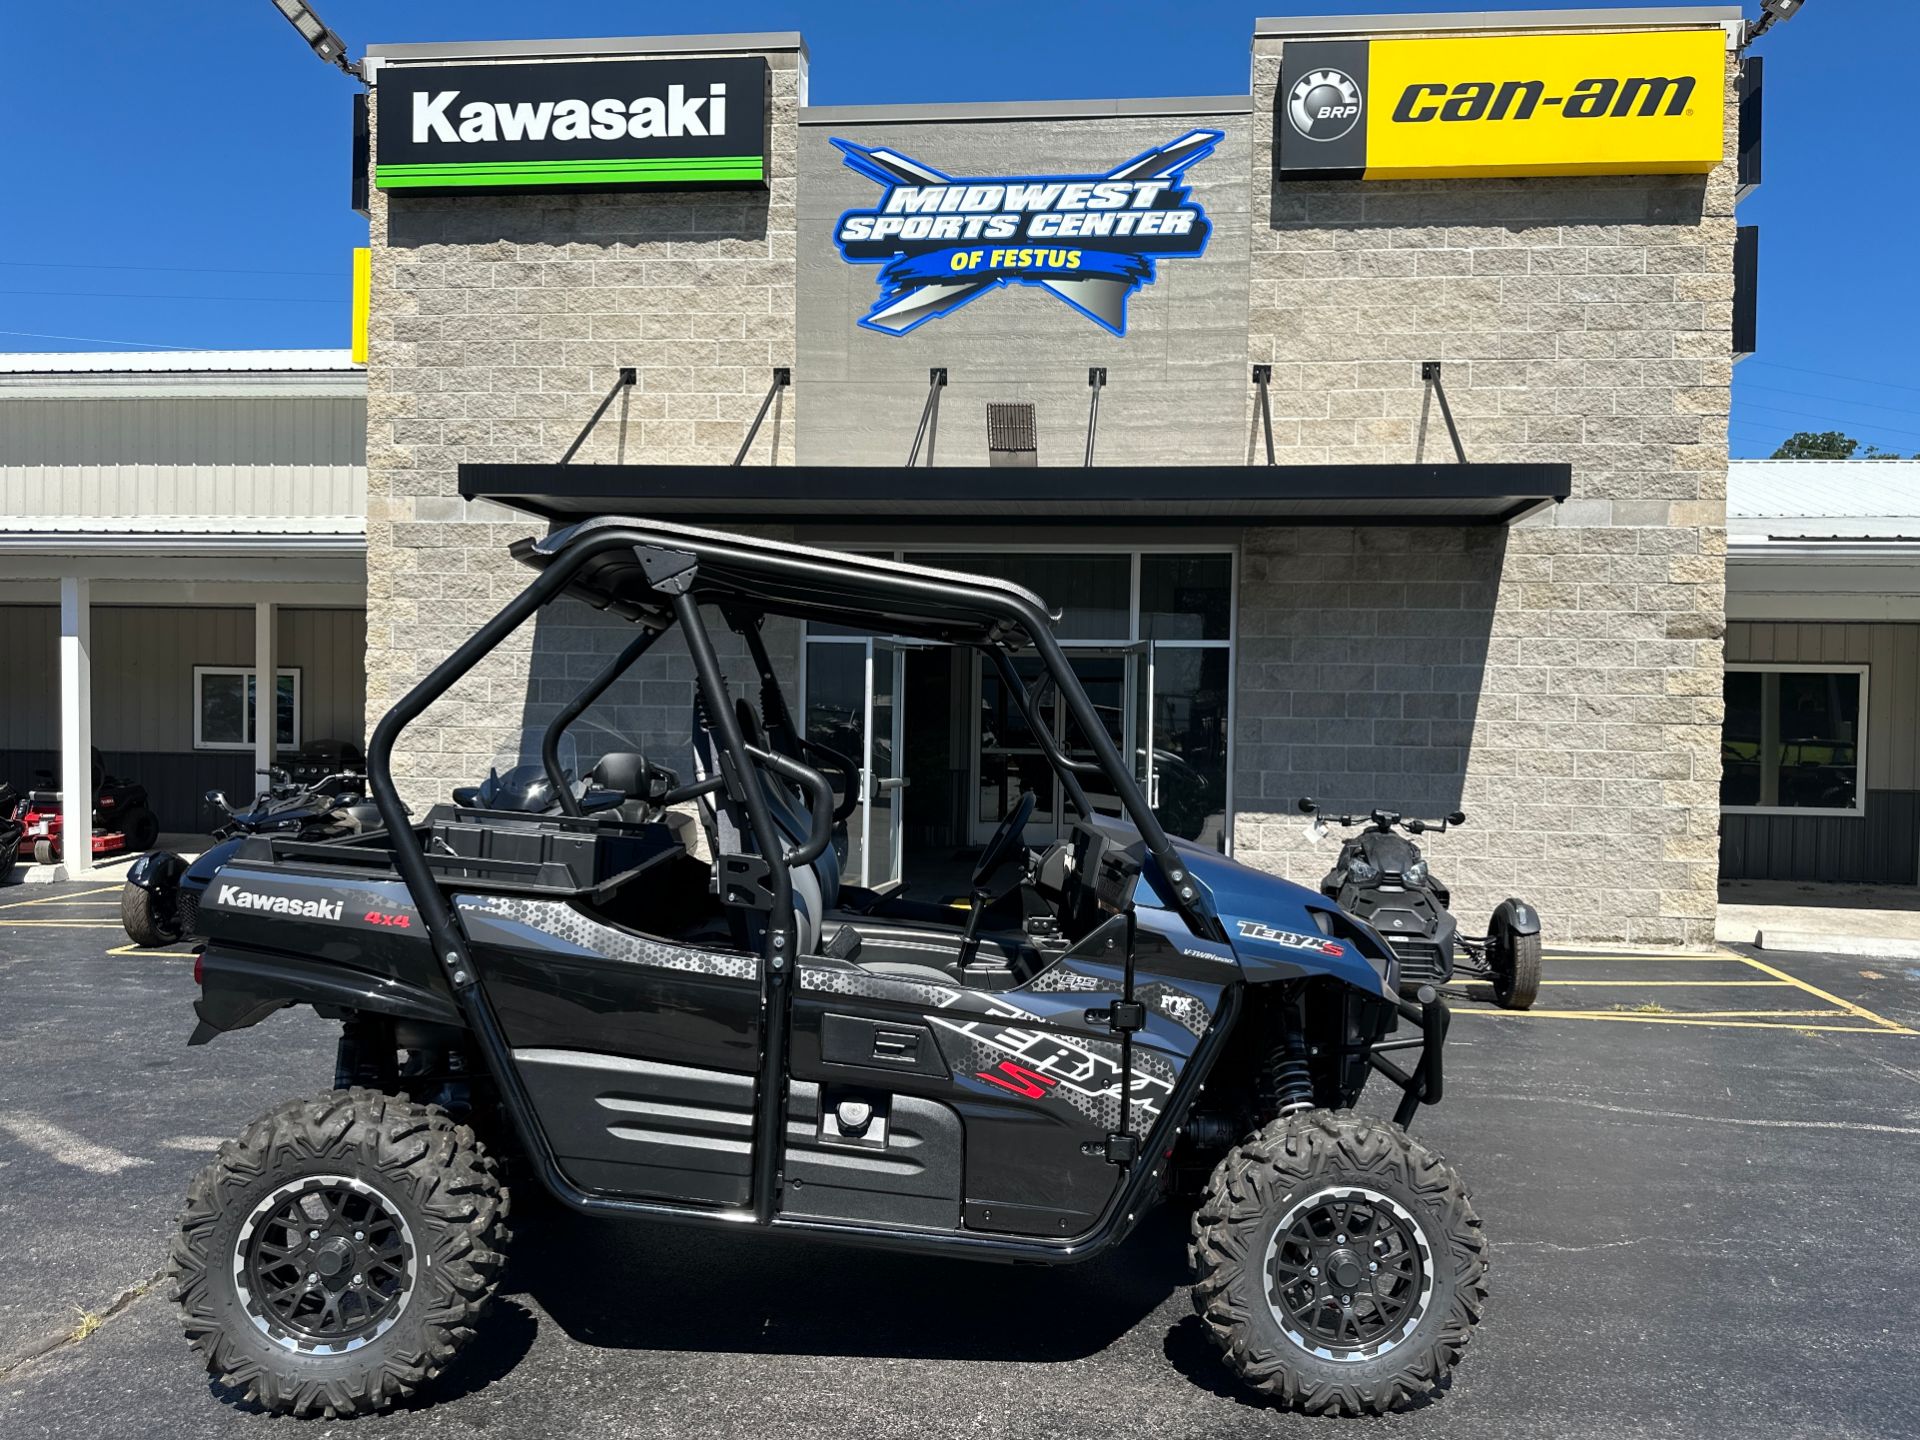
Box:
[169,1089,508,1417]
[1189,1111,1487,1415]
[120,881,179,946]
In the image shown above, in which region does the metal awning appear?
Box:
[458,462,1570,527]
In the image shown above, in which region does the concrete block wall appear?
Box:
[794,104,1253,466]
[362,40,803,810]
[1234,29,1738,944]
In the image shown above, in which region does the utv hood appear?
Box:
[1146,837,1397,997]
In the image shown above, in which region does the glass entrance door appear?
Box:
[973,649,1140,846]
[1144,643,1231,848]
[805,637,906,890]
[865,640,907,890]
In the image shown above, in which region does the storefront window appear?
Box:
[914,552,1130,641]
[1142,553,1232,640]
[193,667,300,752]
[1720,665,1865,814]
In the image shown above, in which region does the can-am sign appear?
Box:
[374,56,768,193]
[831,131,1220,336]
[1278,28,1725,181]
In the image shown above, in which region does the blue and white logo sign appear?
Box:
[830,129,1222,336]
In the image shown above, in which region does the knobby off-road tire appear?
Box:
[1189,1110,1487,1415]
[1490,924,1541,1011]
[170,1089,509,1417]
[120,880,179,947]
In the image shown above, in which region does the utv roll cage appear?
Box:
[363,516,1232,1249]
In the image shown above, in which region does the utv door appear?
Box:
[454,891,767,1208]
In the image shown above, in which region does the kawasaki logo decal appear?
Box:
[216,885,343,922]
[374,56,768,194]
[830,130,1220,336]
[1277,29,1724,182]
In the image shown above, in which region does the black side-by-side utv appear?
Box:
[170,520,1488,1418]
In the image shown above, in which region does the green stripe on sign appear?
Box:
[376,155,764,188]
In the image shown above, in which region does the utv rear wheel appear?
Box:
[1189,1111,1487,1415]
[120,881,180,947]
[1488,921,1541,1011]
[169,1089,508,1417]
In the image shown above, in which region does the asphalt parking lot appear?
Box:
[3,878,1920,1439]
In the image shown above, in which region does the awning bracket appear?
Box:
[732,367,792,466]
[1416,361,1468,465]
[559,367,636,466]
[908,368,947,467]
[1084,366,1107,467]
[1252,364,1277,466]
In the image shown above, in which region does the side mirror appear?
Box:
[1448,811,1467,827]
[1297,796,1317,816]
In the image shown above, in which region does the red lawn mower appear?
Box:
[20,749,160,864]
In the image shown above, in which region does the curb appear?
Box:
[1754,930,1920,961]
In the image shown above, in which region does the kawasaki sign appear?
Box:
[1277,28,1725,181]
[373,56,768,193]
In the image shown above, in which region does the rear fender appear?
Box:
[1492,897,1541,937]
[125,850,187,896]
[188,944,464,1045]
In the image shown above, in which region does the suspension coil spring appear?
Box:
[1265,1032,1315,1117]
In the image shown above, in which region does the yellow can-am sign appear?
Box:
[1278,29,1726,181]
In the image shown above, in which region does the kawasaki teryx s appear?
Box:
[171,520,1487,1417]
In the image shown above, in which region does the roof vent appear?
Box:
[987,402,1037,467]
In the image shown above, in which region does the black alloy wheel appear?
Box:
[1264,1186,1431,1359]
[235,1175,415,1352]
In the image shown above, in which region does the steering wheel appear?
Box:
[972,790,1036,890]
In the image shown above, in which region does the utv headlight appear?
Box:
[1347,857,1380,885]
[1404,858,1428,887]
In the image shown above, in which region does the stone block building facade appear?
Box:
[359,10,1744,944]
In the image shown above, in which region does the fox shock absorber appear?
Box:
[1262,991,1316,1117]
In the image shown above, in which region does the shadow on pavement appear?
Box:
[514,1203,1191,1364]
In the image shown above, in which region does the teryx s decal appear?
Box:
[976,1059,1060,1100]
[1236,919,1346,957]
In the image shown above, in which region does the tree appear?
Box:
[1772,430,1858,459]
[1769,430,1915,460]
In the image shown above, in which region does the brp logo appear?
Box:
[1287,68,1363,141]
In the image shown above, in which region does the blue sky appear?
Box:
[0,1,1905,457]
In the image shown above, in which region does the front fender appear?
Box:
[125,850,187,896]
[180,835,249,894]
[1492,897,1541,936]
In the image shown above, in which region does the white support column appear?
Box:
[254,600,277,799]
[58,576,92,876]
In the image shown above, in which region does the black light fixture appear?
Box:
[269,0,359,77]
[1747,0,1807,44]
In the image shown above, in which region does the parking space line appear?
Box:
[1732,952,1910,1032]
[0,920,125,928]
[105,943,196,958]
[1455,1009,1910,1033]
[1538,979,1792,988]
[0,885,118,910]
